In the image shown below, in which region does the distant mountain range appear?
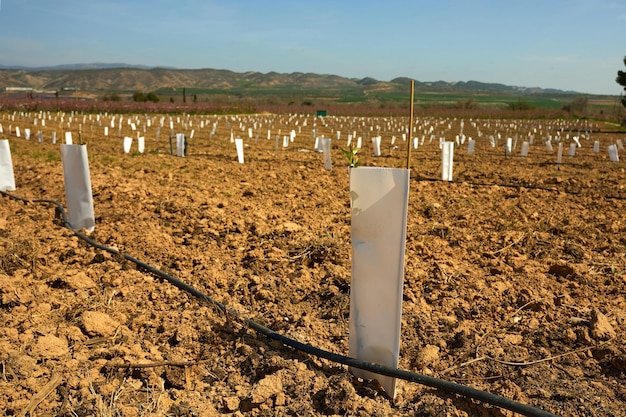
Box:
[0,63,581,96]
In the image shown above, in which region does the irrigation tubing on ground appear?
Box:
[0,190,559,417]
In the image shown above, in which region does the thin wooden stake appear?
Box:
[407,80,415,170]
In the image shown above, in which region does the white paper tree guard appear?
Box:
[65,132,73,145]
[137,137,145,154]
[314,137,323,153]
[235,138,244,163]
[321,138,332,170]
[520,141,529,157]
[593,141,600,153]
[104,126,109,136]
[176,133,185,157]
[52,132,57,144]
[467,139,476,155]
[557,143,563,164]
[0,140,16,191]
[442,141,454,182]
[60,144,95,232]
[24,129,31,140]
[349,167,410,398]
[608,144,619,162]
[16,127,21,138]
[123,136,133,153]
[372,136,382,157]
[618,139,624,151]
[546,141,553,152]
[505,138,513,153]
[568,143,576,157]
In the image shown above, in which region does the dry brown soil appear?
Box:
[1,113,625,416]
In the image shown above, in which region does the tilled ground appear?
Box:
[1,112,625,416]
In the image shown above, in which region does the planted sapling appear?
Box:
[341,143,361,168]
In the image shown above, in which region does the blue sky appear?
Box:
[0,0,624,95]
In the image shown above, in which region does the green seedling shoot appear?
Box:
[341,143,361,168]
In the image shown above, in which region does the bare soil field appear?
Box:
[1,112,625,416]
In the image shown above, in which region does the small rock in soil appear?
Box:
[414,344,440,368]
[81,311,121,337]
[31,334,69,359]
[251,373,283,404]
[590,308,616,340]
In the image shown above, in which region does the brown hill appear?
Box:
[0,66,579,97]
[0,67,361,93]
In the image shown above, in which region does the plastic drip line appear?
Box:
[0,189,558,417]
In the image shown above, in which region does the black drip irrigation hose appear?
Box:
[0,190,559,417]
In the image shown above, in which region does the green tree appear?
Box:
[102,92,121,102]
[562,95,588,113]
[146,92,160,103]
[133,91,159,102]
[617,56,626,108]
[509,98,535,110]
[132,91,147,102]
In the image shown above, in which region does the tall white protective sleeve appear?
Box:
[123,136,133,153]
[321,138,332,170]
[349,166,410,398]
[235,138,244,164]
[372,136,382,157]
[176,133,185,157]
[442,141,454,181]
[0,140,16,191]
[467,139,476,155]
[61,144,95,232]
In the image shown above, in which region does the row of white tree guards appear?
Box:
[1,110,623,175]
[1,110,624,397]
[0,110,615,147]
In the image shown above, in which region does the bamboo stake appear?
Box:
[406,80,415,169]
